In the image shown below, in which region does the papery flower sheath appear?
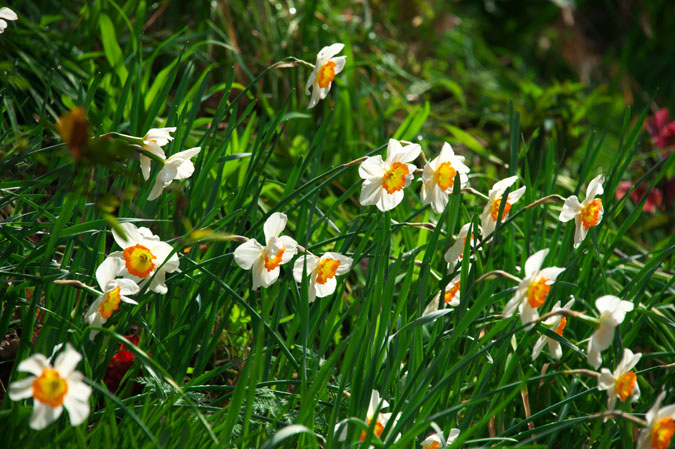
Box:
[101,222,180,295]
[293,251,352,303]
[480,176,526,236]
[8,344,92,430]
[586,295,634,369]
[359,139,421,212]
[559,174,604,248]
[421,142,470,214]
[0,7,17,34]
[503,249,565,326]
[139,127,176,180]
[532,298,574,360]
[597,348,641,411]
[306,43,346,109]
[147,147,201,200]
[234,212,298,290]
[637,391,675,449]
[444,222,479,267]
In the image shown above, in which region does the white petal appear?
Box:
[520,303,539,326]
[112,223,141,249]
[503,294,521,318]
[444,239,464,267]
[524,249,549,278]
[597,370,615,390]
[234,239,264,270]
[431,184,448,214]
[390,142,422,164]
[148,270,168,294]
[54,343,82,377]
[358,156,385,180]
[114,278,141,296]
[646,392,666,424]
[8,376,36,401]
[538,266,565,282]
[617,348,641,374]
[489,176,518,197]
[559,196,581,222]
[139,154,152,181]
[377,189,404,212]
[278,236,298,263]
[573,217,586,248]
[305,67,317,95]
[63,381,91,426]
[532,335,547,361]
[0,19,7,32]
[0,8,18,20]
[293,255,319,282]
[586,174,604,200]
[586,343,602,370]
[258,265,280,288]
[264,212,288,243]
[95,256,124,290]
[318,43,345,63]
[548,338,563,360]
[30,402,63,430]
[481,207,495,237]
[439,142,455,160]
[314,276,337,298]
[507,185,527,204]
[17,353,51,376]
[332,56,347,75]
[595,295,623,314]
[360,180,383,207]
[330,253,353,275]
[308,83,321,109]
[168,146,201,162]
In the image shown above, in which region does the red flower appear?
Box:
[616,181,664,213]
[645,108,675,150]
[104,335,140,393]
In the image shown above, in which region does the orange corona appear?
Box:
[360,417,385,441]
[32,369,68,408]
[382,162,410,194]
[615,371,637,402]
[651,417,675,449]
[527,277,550,308]
[123,244,156,278]
[434,162,457,191]
[490,197,512,222]
[316,258,340,284]
[99,285,122,319]
[317,61,337,88]
[555,316,567,336]
[264,246,285,271]
[445,281,460,304]
[580,198,602,230]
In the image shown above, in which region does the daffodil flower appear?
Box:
[234,212,298,290]
[423,274,461,316]
[481,176,526,236]
[8,344,92,430]
[422,429,460,449]
[292,251,352,303]
[421,143,470,214]
[597,348,641,411]
[0,7,17,33]
[559,174,604,248]
[532,298,574,360]
[503,249,565,326]
[85,257,140,340]
[587,295,634,369]
[336,390,401,445]
[637,391,675,449]
[359,139,421,212]
[444,222,479,267]
[306,43,346,109]
[101,222,180,295]
[147,147,201,200]
[139,127,176,181]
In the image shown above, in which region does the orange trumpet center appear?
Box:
[123,244,156,278]
[264,246,285,272]
[382,162,410,194]
[580,198,602,230]
[651,417,675,449]
[527,277,550,309]
[33,368,68,408]
[99,285,122,319]
[317,61,337,88]
[616,371,637,402]
[316,258,341,284]
[555,316,567,336]
[490,197,512,222]
[360,416,385,441]
[434,162,457,191]
[444,281,460,304]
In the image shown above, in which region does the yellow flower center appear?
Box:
[651,417,675,449]
[99,285,122,319]
[490,197,512,222]
[360,417,385,441]
[424,441,440,449]
[580,198,602,230]
[434,161,457,191]
[264,246,285,272]
[382,162,410,194]
[317,61,337,88]
[123,244,156,278]
[527,277,550,309]
[615,371,637,402]
[555,316,567,336]
[316,258,341,285]
[32,368,68,408]
[445,281,460,304]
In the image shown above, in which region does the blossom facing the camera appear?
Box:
[559,174,604,248]
[532,298,574,360]
[359,139,421,212]
[306,43,346,109]
[421,143,470,213]
[597,348,641,411]
[444,223,478,267]
[503,249,565,326]
[293,251,352,303]
[234,212,298,289]
[147,147,201,200]
[481,176,526,236]
[0,7,18,34]
[140,127,176,180]
[586,295,634,369]
[8,344,91,430]
[637,391,675,449]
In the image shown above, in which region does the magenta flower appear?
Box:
[645,108,675,149]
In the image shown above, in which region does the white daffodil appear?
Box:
[101,222,179,295]
[481,176,526,236]
[85,257,140,340]
[532,297,575,360]
[147,147,201,200]
[422,429,460,449]
[587,295,634,369]
[637,391,675,449]
[8,344,92,430]
[0,7,17,33]
[503,249,565,326]
[559,174,604,248]
[423,275,461,316]
[306,43,346,109]
[234,212,298,290]
[597,348,641,411]
[139,127,176,180]
[359,139,421,212]
[421,143,470,214]
[444,222,479,267]
[336,390,401,445]
[292,251,352,303]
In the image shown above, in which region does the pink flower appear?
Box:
[645,108,675,150]
[616,181,664,214]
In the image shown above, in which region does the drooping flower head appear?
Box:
[234,212,298,290]
[147,147,201,200]
[444,222,479,267]
[503,249,565,326]
[559,174,604,249]
[102,222,180,294]
[359,139,421,212]
[597,348,641,411]
[293,251,353,303]
[532,298,575,361]
[139,127,176,180]
[586,295,634,369]
[8,344,92,430]
[421,143,470,214]
[0,7,18,34]
[85,257,139,339]
[481,176,526,236]
[637,392,675,449]
[421,429,460,449]
[306,43,346,109]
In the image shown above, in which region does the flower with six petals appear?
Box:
[421,143,470,213]
[480,176,526,237]
[147,147,201,200]
[637,391,675,449]
[306,43,346,109]
[559,174,604,248]
[139,127,176,181]
[532,297,575,360]
[292,251,353,303]
[597,348,641,411]
[586,295,634,369]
